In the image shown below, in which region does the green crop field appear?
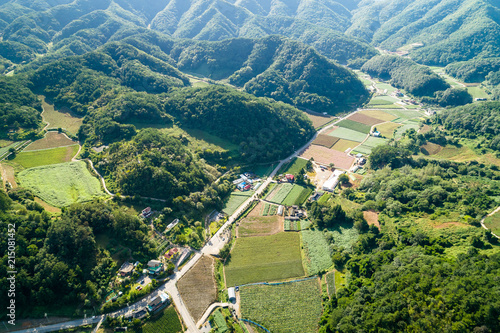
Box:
[376,122,402,138]
[385,109,424,120]
[336,119,372,134]
[484,212,500,235]
[225,232,304,286]
[284,220,300,231]
[363,136,389,148]
[17,161,105,207]
[222,191,254,215]
[326,272,335,297]
[141,306,182,333]
[13,145,79,169]
[40,96,84,135]
[375,83,398,94]
[281,185,313,206]
[240,278,322,333]
[266,183,293,204]
[351,145,372,155]
[277,157,308,175]
[467,86,489,99]
[334,270,347,292]
[301,229,333,275]
[394,123,420,139]
[327,127,367,142]
[327,223,360,251]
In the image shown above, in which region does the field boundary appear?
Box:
[237,276,318,288]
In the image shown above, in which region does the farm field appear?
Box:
[358,110,397,122]
[484,212,500,235]
[284,219,300,231]
[301,229,333,275]
[239,278,322,333]
[17,161,104,207]
[331,139,359,153]
[376,122,402,138]
[0,141,25,159]
[420,142,443,155]
[266,183,293,204]
[13,145,79,169]
[326,271,335,298]
[238,216,282,237]
[375,83,398,93]
[327,222,360,251]
[347,113,384,126]
[394,123,420,139]
[312,134,339,148]
[177,255,217,322]
[300,144,355,170]
[327,127,367,142]
[363,136,389,148]
[140,306,183,333]
[277,157,308,175]
[467,86,489,99]
[351,145,372,155]
[40,96,83,135]
[304,113,335,129]
[336,119,372,134]
[24,132,75,151]
[224,232,304,286]
[334,270,347,292]
[222,191,254,215]
[421,143,500,167]
[281,185,313,206]
[385,109,424,120]
[251,163,278,178]
[0,163,17,188]
[366,97,398,107]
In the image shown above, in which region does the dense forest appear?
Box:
[0,190,156,317]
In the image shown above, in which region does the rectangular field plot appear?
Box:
[266,183,293,204]
[13,145,79,169]
[351,145,372,155]
[238,216,282,237]
[281,185,313,206]
[24,132,76,151]
[376,122,402,138]
[312,134,339,148]
[142,306,182,333]
[284,220,300,231]
[17,161,105,207]
[394,123,420,139]
[277,157,308,175]
[326,272,335,298]
[224,232,304,286]
[363,136,388,148]
[348,113,384,126]
[331,139,359,153]
[305,113,335,129]
[240,278,322,333]
[385,109,425,120]
[300,145,355,170]
[358,110,397,122]
[327,127,367,142]
[336,119,372,134]
[222,191,254,215]
[301,229,333,275]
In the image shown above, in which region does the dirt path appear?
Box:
[480,206,500,239]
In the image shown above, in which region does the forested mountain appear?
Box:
[349,0,500,66]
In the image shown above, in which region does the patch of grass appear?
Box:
[394,123,420,139]
[384,109,425,120]
[363,136,389,148]
[225,232,304,286]
[13,145,79,169]
[327,127,367,142]
[0,141,24,159]
[39,96,83,135]
[334,270,346,292]
[17,161,105,207]
[331,139,360,152]
[251,163,278,178]
[222,191,254,215]
[468,86,489,99]
[352,145,372,155]
[318,193,332,205]
[281,185,313,206]
[326,222,360,252]
[277,157,308,176]
[312,134,340,148]
[238,216,281,237]
[375,83,397,93]
[141,306,182,333]
[484,212,500,235]
[336,119,372,134]
[266,183,293,204]
[376,122,402,138]
[239,278,322,333]
[326,272,335,298]
[178,255,217,322]
[24,132,75,151]
[301,229,333,275]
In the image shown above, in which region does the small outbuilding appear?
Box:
[228,287,236,303]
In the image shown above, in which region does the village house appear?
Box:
[147,292,170,313]
[140,207,152,218]
[118,262,134,277]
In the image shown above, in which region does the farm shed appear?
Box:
[322,170,345,192]
[277,205,284,216]
[228,287,236,303]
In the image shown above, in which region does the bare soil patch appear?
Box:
[363,210,380,230]
[35,197,61,214]
[420,142,443,155]
[238,216,283,237]
[0,163,17,189]
[24,132,76,151]
[305,113,335,129]
[177,255,217,322]
[348,113,384,126]
[419,124,432,134]
[312,134,340,148]
[248,201,265,217]
[301,145,355,170]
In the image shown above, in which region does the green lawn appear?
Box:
[301,229,333,275]
[336,119,372,134]
[225,232,304,286]
[222,191,254,215]
[140,306,183,333]
[281,185,313,206]
[240,278,322,333]
[327,127,367,142]
[277,157,308,175]
[17,161,105,207]
[484,212,500,235]
[13,145,79,169]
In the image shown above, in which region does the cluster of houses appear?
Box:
[285,205,306,221]
[118,259,164,277]
[125,291,170,320]
[278,174,295,183]
[233,172,262,191]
